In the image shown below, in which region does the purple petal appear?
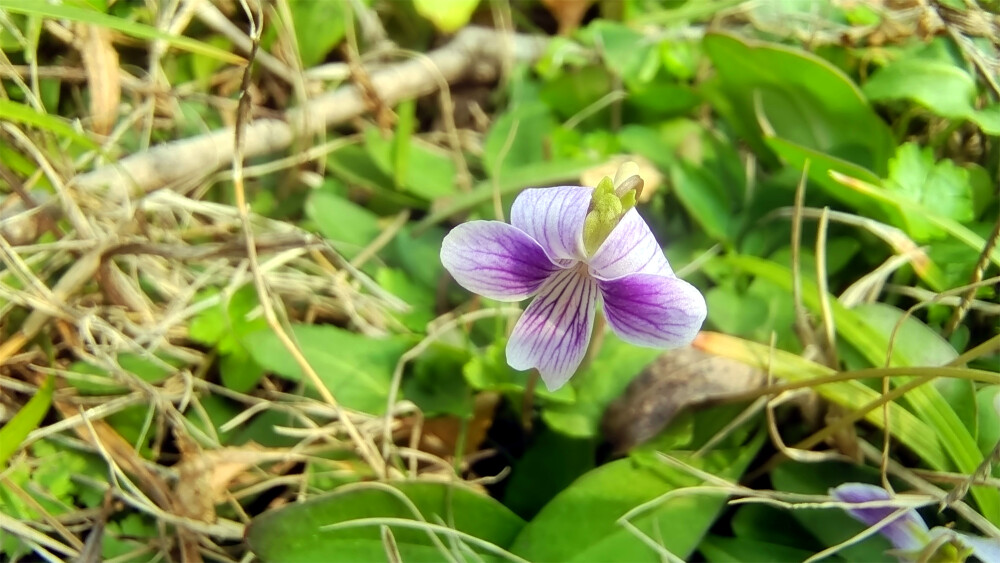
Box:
[510,186,591,263]
[506,267,598,391]
[599,274,706,348]
[441,221,561,301]
[830,483,929,551]
[588,208,672,280]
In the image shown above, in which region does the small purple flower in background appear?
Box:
[440,163,707,391]
[831,482,1000,562]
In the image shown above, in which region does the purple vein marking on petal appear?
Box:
[506,265,598,390]
[599,274,706,348]
[830,483,929,552]
[441,221,561,301]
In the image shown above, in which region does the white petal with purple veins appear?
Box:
[831,483,929,551]
[506,266,598,391]
[441,221,562,301]
[589,208,672,280]
[599,274,706,348]
[510,186,591,264]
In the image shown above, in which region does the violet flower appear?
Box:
[440,164,706,391]
[831,482,1000,562]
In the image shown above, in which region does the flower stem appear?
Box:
[521,370,539,432]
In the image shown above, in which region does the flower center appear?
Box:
[581,162,644,256]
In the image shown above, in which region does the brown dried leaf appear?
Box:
[580,155,662,203]
[78,24,120,136]
[602,347,766,454]
[540,0,595,36]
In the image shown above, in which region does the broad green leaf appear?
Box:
[720,256,1000,522]
[365,127,457,200]
[668,161,732,241]
[864,58,1000,135]
[306,191,381,258]
[376,267,436,332]
[587,20,657,85]
[542,334,661,438]
[286,0,348,67]
[463,342,575,404]
[699,536,820,563]
[502,429,595,519]
[702,32,894,173]
[0,100,98,149]
[246,481,524,562]
[402,344,474,418]
[415,158,598,231]
[884,143,974,240]
[772,462,894,562]
[2,0,242,64]
[64,354,178,395]
[0,377,53,466]
[483,102,556,179]
[243,325,412,414]
[830,170,1000,270]
[763,135,886,213]
[539,65,614,123]
[509,434,763,561]
[705,287,770,337]
[413,0,480,33]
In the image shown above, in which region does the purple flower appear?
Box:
[440,172,706,391]
[831,483,1000,562]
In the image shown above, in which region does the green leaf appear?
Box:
[463,342,575,404]
[415,159,597,231]
[977,386,999,459]
[246,481,524,562]
[413,0,480,33]
[243,325,412,414]
[721,256,1000,523]
[403,344,474,418]
[699,536,819,563]
[306,191,381,258]
[702,32,894,173]
[668,161,732,241]
[851,303,958,368]
[502,429,595,519]
[884,143,974,240]
[365,127,457,200]
[2,0,242,64]
[588,21,656,85]
[0,377,53,466]
[772,462,894,562]
[541,334,660,438]
[509,435,763,561]
[268,0,348,68]
[483,102,556,179]
[863,58,1000,135]
[0,100,98,150]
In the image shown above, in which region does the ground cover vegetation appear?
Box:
[0,0,998,561]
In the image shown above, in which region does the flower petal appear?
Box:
[938,529,1000,562]
[441,221,561,301]
[599,274,706,348]
[510,186,591,263]
[830,483,929,551]
[506,267,598,391]
[588,208,672,280]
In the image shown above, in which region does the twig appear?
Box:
[73,27,548,195]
